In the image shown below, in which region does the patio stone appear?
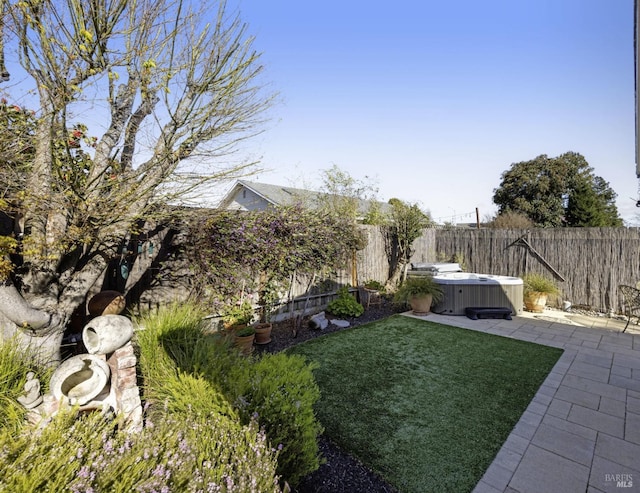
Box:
[509,445,589,493]
[480,463,514,491]
[611,365,633,378]
[609,374,640,393]
[547,398,572,419]
[597,396,627,418]
[531,423,595,466]
[554,384,600,409]
[575,353,612,366]
[580,340,600,349]
[541,414,598,441]
[472,480,504,493]
[625,411,640,445]
[627,395,640,413]
[589,455,640,493]
[567,361,612,383]
[562,374,627,402]
[612,353,640,371]
[594,434,640,471]
[492,447,522,472]
[567,404,625,438]
[501,433,530,455]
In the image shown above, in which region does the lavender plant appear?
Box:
[0,408,281,492]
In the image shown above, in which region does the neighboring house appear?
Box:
[218,180,391,219]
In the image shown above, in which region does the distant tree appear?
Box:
[493,152,622,227]
[317,164,379,222]
[485,211,534,229]
[565,175,623,227]
[383,198,432,290]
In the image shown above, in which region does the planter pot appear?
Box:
[87,291,126,316]
[50,354,111,406]
[524,292,548,313]
[254,323,272,345]
[234,334,255,355]
[409,293,433,315]
[82,315,134,355]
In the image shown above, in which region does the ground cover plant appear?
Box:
[288,315,563,493]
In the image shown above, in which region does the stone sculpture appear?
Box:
[17,372,43,409]
[17,298,142,432]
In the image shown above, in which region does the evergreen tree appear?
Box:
[493,152,622,227]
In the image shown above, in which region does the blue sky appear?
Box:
[231,0,637,224]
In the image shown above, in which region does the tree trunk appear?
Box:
[0,284,66,364]
[385,260,408,291]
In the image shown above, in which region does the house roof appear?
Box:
[218,180,391,217]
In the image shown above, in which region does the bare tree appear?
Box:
[0,0,273,361]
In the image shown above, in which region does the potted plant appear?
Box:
[254,278,279,344]
[363,279,385,292]
[234,325,255,355]
[221,299,254,331]
[522,273,560,313]
[362,279,385,309]
[393,276,444,315]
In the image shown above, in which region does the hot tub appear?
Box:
[430,272,523,316]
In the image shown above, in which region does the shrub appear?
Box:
[0,309,282,492]
[135,302,323,486]
[327,287,364,317]
[235,353,324,486]
[486,211,534,229]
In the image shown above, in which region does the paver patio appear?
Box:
[405,310,640,493]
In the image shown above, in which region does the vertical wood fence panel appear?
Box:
[351,226,640,314]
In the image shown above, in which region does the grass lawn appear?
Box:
[288,314,563,493]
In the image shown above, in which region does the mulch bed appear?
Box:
[254,301,401,493]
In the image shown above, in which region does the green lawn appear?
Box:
[288,314,563,493]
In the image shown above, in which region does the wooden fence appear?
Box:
[353,226,640,314]
[133,225,640,317]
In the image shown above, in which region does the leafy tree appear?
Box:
[317,164,380,222]
[383,198,432,289]
[493,152,621,227]
[0,0,272,361]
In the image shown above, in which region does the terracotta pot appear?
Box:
[83,315,134,355]
[50,354,111,406]
[234,333,255,355]
[409,293,433,315]
[87,291,126,316]
[254,323,272,345]
[524,292,548,313]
